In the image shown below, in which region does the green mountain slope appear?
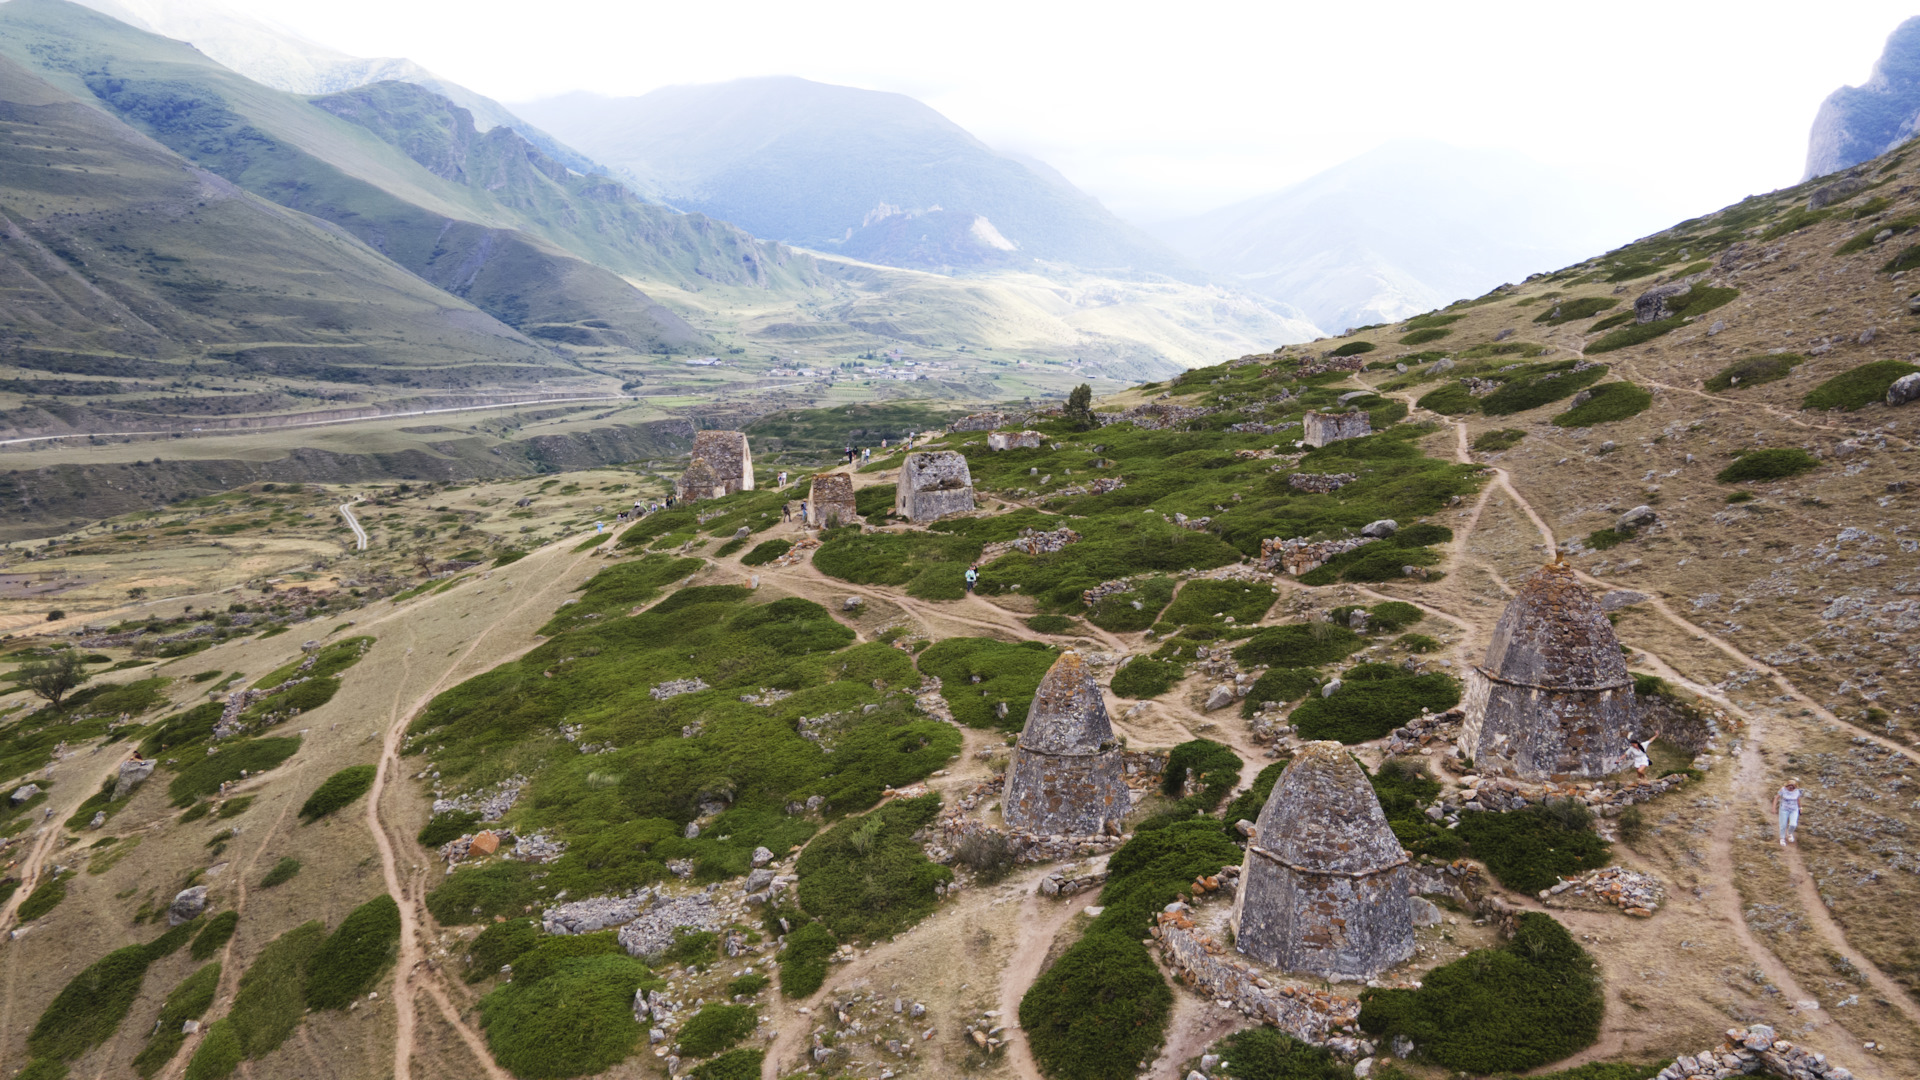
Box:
[0,51,551,385]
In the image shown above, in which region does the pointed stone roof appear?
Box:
[1482,561,1631,690]
[1254,741,1405,876]
[1016,651,1114,756]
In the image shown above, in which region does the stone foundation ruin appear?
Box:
[1231,741,1414,981]
[987,430,1043,450]
[1459,560,1636,781]
[1002,651,1130,835]
[675,431,754,503]
[1301,410,1372,447]
[896,451,976,522]
[806,472,858,527]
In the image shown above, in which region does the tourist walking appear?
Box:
[1623,737,1650,778]
[1773,779,1802,845]
[964,564,979,593]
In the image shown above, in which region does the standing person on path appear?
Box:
[1623,737,1651,779]
[964,564,979,594]
[1773,779,1802,845]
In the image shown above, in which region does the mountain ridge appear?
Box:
[1806,16,1920,179]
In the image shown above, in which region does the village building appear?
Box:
[1002,652,1129,835]
[1458,559,1637,780]
[1231,741,1414,980]
[896,451,975,522]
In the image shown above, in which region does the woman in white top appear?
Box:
[1624,738,1651,778]
[1772,779,1802,845]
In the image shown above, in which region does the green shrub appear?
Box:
[215,796,253,819]
[1240,668,1320,716]
[796,794,950,940]
[1586,528,1630,550]
[1367,601,1423,632]
[17,873,69,921]
[1329,341,1375,356]
[1473,429,1528,454]
[1601,263,1660,282]
[1416,382,1477,415]
[813,528,981,597]
[183,1019,242,1080]
[727,972,771,997]
[1233,623,1364,668]
[1802,359,1920,410]
[690,1048,764,1080]
[662,928,719,968]
[492,551,527,568]
[953,830,1017,883]
[1086,575,1177,632]
[1481,364,1608,415]
[427,860,541,926]
[1024,614,1077,633]
[1160,579,1276,628]
[306,894,401,1009]
[1399,327,1452,346]
[1396,633,1441,653]
[1358,913,1602,1072]
[711,536,747,558]
[676,1004,757,1057]
[510,933,625,985]
[259,857,301,888]
[134,962,221,1077]
[918,637,1058,730]
[418,811,480,847]
[1883,243,1920,273]
[1456,801,1610,893]
[1506,1065,1661,1080]
[739,539,793,566]
[1532,297,1619,326]
[465,918,541,983]
[15,1061,68,1080]
[777,922,836,998]
[1224,761,1288,828]
[1289,668,1461,743]
[191,910,239,960]
[1160,740,1243,818]
[229,921,326,1058]
[1211,1027,1352,1078]
[1111,658,1183,698]
[479,952,662,1079]
[1586,286,1737,354]
[299,764,376,823]
[1371,759,1461,861]
[1704,353,1803,391]
[28,944,156,1061]
[1403,312,1464,331]
[168,737,301,806]
[1716,448,1820,483]
[1553,382,1652,426]
[1587,311,1634,332]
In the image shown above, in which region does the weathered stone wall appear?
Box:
[1001,748,1128,835]
[951,412,1015,432]
[690,430,753,492]
[1461,667,1637,781]
[1259,535,1375,575]
[987,430,1043,450]
[896,451,975,522]
[1233,852,1415,980]
[1302,411,1371,447]
[806,472,858,527]
[1154,914,1366,1048]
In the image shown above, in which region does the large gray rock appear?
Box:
[169,886,209,926]
[1634,282,1691,324]
[9,784,40,806]
[1888,372,1920,407]
[1204,685,1235,712]
[1805,18,1920,179]
[1360,519,1398,538]
[113,758,156,801]
[1615,505,1657,532]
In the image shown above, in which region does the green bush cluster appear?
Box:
[917,637,1058,730]
[1586,285,1737,354]
[1586,528,1630,551]
[1329,341,1375,356]
[813,528,982,600]
[464,918,541,983]
[17,872,71,921]
[259,857,301,888]
[1239,668,1321,716]
[1022,820,1243,1080]
[1358,912,1602,1072]
[1233,623,1363,668]
[1297,522,1451,585]
[1160,579,1277,629]
[1883,242,1920,273]
[1402,312,1464,331]
[1139,740,1244,829]
[1223,760,1287,829]
[1481,363,1609,415]
[299,764,376,822]
[1024,614,1077,634]
[191,910,239,960]
[853,483,895,517]
[1837,216,1919,254]
[1398,327,1452,345]
[1802,359,1920,410]
[418,810,480,847]
[1553,381,1652,426]
[183,1020,242,1080]
[739,538,792,566]
[1715,448,1820,484]
[690,1048,765,1080]
[1111,657,1184,699]
[479,950,663,1079]
[1587,311,1634,333]
[133,962,221,1077]
[1416,381,1477,414]
[795,794,951,940]
[1210,1027,1352,1079]
[1371,759,1460,861]
[26,920,196,1067]
[305,895,401,1009]
[676,1004,757,1057]
[167,737,302,806]
[1289,665,1461,743]
[1456,801,1610,893]
[227,920,325,1061]
[1087,575,1177,632]
[1532,297,1619,325]
[1705,353,1803,391]
[777,921,837,998]
[1472,428,1527,452]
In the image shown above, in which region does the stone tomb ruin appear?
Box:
[1301,410,1372,448]
[674,431,755,503]
[805,472,858,527]
[895,450,975,522]
[987,430,1043,451]
[1231,741,1414,981]
[1458,560,1636,781]
[1002,651,1130,835]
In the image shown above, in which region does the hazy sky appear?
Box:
[206,0,1917,226]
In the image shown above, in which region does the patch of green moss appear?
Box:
[796,794,951,941]
[1716,448,1820,483]
[299,765,376,822]
[1705,354,1804,391]
[1552,381,1653,426]
[1802,359,1920,410]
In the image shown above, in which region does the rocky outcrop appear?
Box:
[1286,472,1356,494]
[1259,536,1375,576]
[1887,372,1920,406]
[169,886,208,926]
[112,758,155,801]
[1806,17,1920,179]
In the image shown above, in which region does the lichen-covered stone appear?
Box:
[675,431,754,503]
[896,451,975,522]
[1002,652,1129,835]
[1459,561,1636,781]
[1231,741,1413,981]
[1302,410,1371,448]
[987,430,1044,450]
[807,472,858,527]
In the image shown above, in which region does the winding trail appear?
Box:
[338,499,368,552]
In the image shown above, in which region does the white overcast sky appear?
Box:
[212,0,1918,227]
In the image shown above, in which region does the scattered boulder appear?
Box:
[1616,505,1657,531]
[1807,174,1868,210]
[9,784,40,806]
[169,886,208,926]
[1634,282,1690,324]
[751,846,775,868]
[1204,685,1235,712]
[1302,411,1371,448]
[1360,519,1398,538]
[1888,372,1920,407]
[112,758,156,801]
[842,596,864,612]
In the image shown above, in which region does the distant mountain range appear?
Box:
[1806,16,1920,179]
[1150,141,1652,334]
[514,77,1202,282]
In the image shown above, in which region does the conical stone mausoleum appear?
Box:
[1001,652,1129,835]
[1231,741,1413,981]
[1458,560,1635,780]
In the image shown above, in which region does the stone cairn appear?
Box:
[674,430,754,503]
[1655,1025,1859,1080]
[986,430,1043,450]
[1001,651,1130,835]
[1301,410,1371,447]
[1232,741,1415,981]
[806,472,858,527]
[1459,560,1636,781]
[896,451,976,522]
